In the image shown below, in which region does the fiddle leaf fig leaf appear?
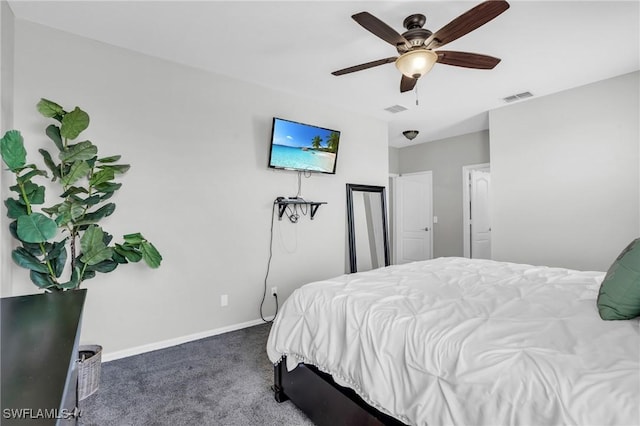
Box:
[97,155,121,163]
[82,244,113,266]
[58,267,80,289]
[39,149,61,180]
[60,186,88,197]
[80,269,96,281]
[98,164,130,174]
[114,243,143,262]
[5,198,28,219]
[1,130,27,171]
[80,225,113,265]
[86,157,97,169]
[16,213,58,243]
[45,124,64,151]
[80,203,116,224]
[59,141,97,163]
[99,191,115,202]
[37,98,64,118]
[60,107,89,140]
[16,181,46,205]
[17,168,48,185]
[85,259,118,273]
[140,241,162,268]
[61,160,91,186]
[123,233,144,245]
[11,247,49,273]
[30,270,57,289]
[9,220,18,239]
[41,202,62,216]
[90,168,115,187]
[79,194,101,206]
[28,185,46,205]
[48,240,68,278]
[80,224,104,249]
[112,250,128,264]
[94,182,122,194]
[102,229,113,246]
[56,200,85,225]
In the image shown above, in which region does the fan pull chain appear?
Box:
[415,85,419,106]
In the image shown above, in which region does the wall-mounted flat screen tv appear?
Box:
[268,117,340,174]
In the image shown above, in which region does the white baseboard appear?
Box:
[101,317,274,362]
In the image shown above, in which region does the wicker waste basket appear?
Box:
[78,344,102,400]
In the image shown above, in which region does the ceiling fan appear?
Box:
[331,0,510,93]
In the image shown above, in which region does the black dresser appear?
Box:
[1,290,86,425]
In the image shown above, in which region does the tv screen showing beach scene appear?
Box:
[268,117,340,174]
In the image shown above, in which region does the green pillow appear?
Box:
[597,238,640,320]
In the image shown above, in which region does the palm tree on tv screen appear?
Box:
[327,132,339,153]
[311,135,322,149]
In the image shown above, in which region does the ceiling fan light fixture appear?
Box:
[403,130,419,140]
[395,50,438,79]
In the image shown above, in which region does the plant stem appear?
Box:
[39,242,57,279]
[17,182,32,215]
[80,262,88,281]
[60,137,68,180]
[70,228,77,271]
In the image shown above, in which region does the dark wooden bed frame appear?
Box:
[272,357,407,426]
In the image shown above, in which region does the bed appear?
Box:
[266,257,640,426]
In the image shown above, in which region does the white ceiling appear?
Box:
[7,0,640,147]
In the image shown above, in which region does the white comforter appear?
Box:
[266,257,640,426]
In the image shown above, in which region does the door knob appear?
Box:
[424,227,430,231]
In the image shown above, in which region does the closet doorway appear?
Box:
[463,164,491,259]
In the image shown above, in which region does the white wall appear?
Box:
[7,20,388,357]
[490,71,639,271]
[0,0,13,132]
[0,0,15,297]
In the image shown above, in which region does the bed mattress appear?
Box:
[266,257,640,426]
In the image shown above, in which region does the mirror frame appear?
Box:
[346,183,390,273]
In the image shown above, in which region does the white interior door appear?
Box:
[470,169,491,259]
[393,172,433,264]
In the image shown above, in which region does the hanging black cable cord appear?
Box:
[260,200,279,323]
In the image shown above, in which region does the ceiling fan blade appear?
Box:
[352,12,410,49]
[436,51,501,69]
[426,0,510,49]
[400,75,417,93]
[331,57,397,76]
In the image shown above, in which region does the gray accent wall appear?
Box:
[388,146,399,175]
[397,131,490,257]
[490,71,639,271]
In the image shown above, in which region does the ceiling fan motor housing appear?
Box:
[403,14,426,30]
[399,14,433,51]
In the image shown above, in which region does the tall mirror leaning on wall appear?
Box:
[346,184,390,273]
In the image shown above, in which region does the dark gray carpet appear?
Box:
[78,323,313,426]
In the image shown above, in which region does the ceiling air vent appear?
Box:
[503,91,533,103]
[384,104,408,113]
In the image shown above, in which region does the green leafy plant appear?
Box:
[0,98,162,291]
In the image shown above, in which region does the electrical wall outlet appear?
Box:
[220,294,228,307]
[271,287,278,297]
